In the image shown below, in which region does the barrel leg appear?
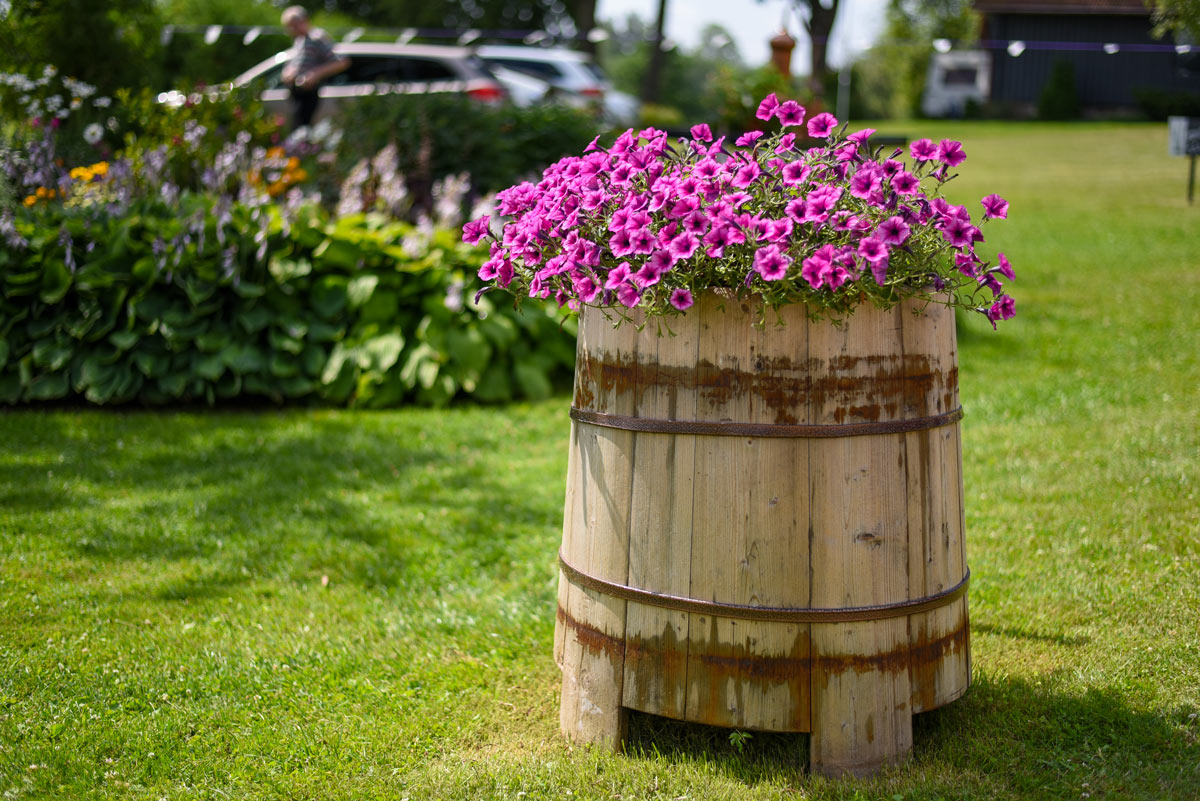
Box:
[810,621,913,778]
[557,595,628,750]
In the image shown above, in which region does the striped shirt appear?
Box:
[289,29,337,79]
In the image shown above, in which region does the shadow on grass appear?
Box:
[973,622,1091,647]
[0,408,565,598]
[622,673,1199,799]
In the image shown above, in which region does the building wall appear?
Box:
[987,14,1198,107]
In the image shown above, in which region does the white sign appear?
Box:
[1168,116,1200,157]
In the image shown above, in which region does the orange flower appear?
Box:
[267,146,286,159]
[23,195,37,207]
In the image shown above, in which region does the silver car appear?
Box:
[227,42,511,122]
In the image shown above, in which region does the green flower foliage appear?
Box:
[0,196,576,408]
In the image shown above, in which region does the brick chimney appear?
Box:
[770,28,796,76]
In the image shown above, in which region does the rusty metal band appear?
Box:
[558,550,970,623]
[569,407,964,438]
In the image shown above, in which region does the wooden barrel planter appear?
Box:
[553,292,971,778]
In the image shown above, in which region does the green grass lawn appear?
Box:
[2,121,1198,800]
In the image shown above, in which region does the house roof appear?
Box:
[973,0,1150,14]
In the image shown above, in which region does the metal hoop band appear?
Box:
[559,550,970,623]
[569,407,964,438]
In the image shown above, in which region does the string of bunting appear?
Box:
[159,23,1193,57]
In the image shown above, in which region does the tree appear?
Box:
[764,0,840,102]
[851,0,978,118]
[1146,0,1200,39]
[0,0,164,93]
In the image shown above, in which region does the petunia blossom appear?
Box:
[735,130,764,148]
[462,215,491,245]
[756,92,780,121]
[996,252,1015,281]
[753,245,792,281]
[775,100,806,127]
[909,138,937,161]
[807,112,839,139]
[936,139,966,167]
[670,288,694,310]
[981,193,1009,219]
[877,216,911,246]
[690,123,713,143]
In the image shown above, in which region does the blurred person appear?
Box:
[280,6,349,130]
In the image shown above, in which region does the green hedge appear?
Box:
[0,196,577,407]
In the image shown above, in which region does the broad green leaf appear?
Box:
[28,371,69,400]
[310,276,348,319]
[109,331,140,351]
[300,344,326,377]
[268,328,304,354]
[220,343,266,375]
[193,352,226,381]
[279,375,315,397]
[39,260,72,304]
[268,255,312,282]
[472,363,513,403]
[130,256,158,286]
[347,275,379,308]
[157,373,188,398]
[32,340,72,371]
[360,333,404,372]
[238,305,273,333]
[313,236,363,269]
[0,338,7,369]
[513,358,552,400]
[195,331,231,353]
[270,353,299,378]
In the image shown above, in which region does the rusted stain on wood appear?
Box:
[574,350,953,424]
[559,603,968,724]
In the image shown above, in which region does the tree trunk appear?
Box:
[804,0,840,103]
[641,0,669,105]
[564,0,599,55]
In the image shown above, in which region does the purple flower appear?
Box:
[463,215,492,244]
[775,100,806,127]
[909,139,937,161]
[735,130,764,148]
[996,252,1015,281]
[756,93,780,121]
[617,283,641,308]
[609,228,635,257]
[575,275,602,303]
[858,236,889,265]
[753,245,792,281]
[760,217,793,243]
[605,261,632,289]
[847,128,876,145]
[981,193,1009,219]
[801,246,834,289]
[782,161,809,186]
[891,170,920,195]
[633,260,667,288]
[877,216,911,246]
[667,232,700,261]
[584,135,602,152]
[936,139,966,167]
[849,168,881,200]
[775,133,796,153]
[939,217,976,248]
[986,295,1016,325]
[670,288,694,310]
[690,123,713,142]
[731,160,762,189]
[694,158,720,180]
[807,112,839,139]
[784,198,807,223]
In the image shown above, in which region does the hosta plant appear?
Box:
[463,93,1016,326]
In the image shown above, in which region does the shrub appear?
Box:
[1134,87,1200,120]
[0,195,576,408]
[334,94,600,212]
[1038,60,1080,121]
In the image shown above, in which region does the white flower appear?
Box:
[93,96,111,108]
[70,97,82,110]
[105,116,119,132]
[55,108,69,119]
[43,65,57,78]
[84,123,104,144]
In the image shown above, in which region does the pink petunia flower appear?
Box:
[775,100,806,127]
[690,123,713,142]
[605,261,632,289]
[936,139,966,167]
[731,160,762,189]
[847,128,876,145]
[807,112,839,139]
[462,215,491,245]
[909,138,937,161]
[986,295,1015,325]
[756,93,780,121]
[775,133,797,153]
[670,288,694,310]
[877,216,911,246]
[891,170,920,195]
[617,283,641,308]
[735,130,764,148]
[981,193,1009,219]
[996,252,1015,281]
[753,245,792,281]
